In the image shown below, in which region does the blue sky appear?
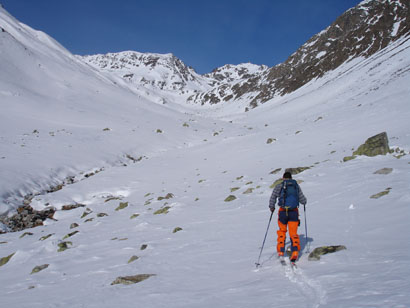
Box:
[2,0,362,74]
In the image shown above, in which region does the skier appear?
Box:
[269,171,307,262]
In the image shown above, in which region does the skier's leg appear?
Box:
[277,211,288,254]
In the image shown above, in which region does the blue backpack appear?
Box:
[278,179,299,209]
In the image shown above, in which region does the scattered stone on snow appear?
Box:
[285,167,311,175]
[70,223,79,229]
[0,252,15,266]
[270,168,282,174]
[20,232,33,238]
[130,214,140,219]
[31,264,49,274]
[230,187,240,192]
[61,204,85,211]
[392,147,407,159]
[84,218,94,223]
[173,227,183,233]
[39,234,54,241]
[105,196,122,202]
[128,255,139,263]
[140,244,148,250]
[63,231,79,240]
[97,213,108,217]
[308,245,347,261]
[370,187,392,199]
[58,241,72,252]
[81,208,92,218]
[373,168,393,175]
[243,188,254,194]
[270,179,283,189]
[111,274,155,285]
[266,138,277,144]
[115,202,129,211]
[154,206,171,215]
[157,193,174,201]
[224,195,237,202]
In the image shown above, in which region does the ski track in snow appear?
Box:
[282,262,327,308]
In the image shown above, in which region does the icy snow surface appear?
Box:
[1,5,410,308]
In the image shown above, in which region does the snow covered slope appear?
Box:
[0,6,218,214]
[1,2,410,308]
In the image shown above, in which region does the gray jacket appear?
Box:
[269,181,307,210]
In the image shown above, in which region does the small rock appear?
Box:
[81,208,92,218]
[20,232,34,238]
[308,245,346,261]
[70,223,79,229]
[39,234,54,241]
[63,231,79,240]
[224,195,237,202]
[97,213,108,217]
[270,168,282,174]
[62,204,85,211]
[154,206,170,215]
[128,256,139,263]
[111,274,155,285]
[157,193,174,201]
[370,188,392,199]
[115,202,129,211]
[31,264,49,274]
[58,241,72,252]
[373,168,393,175]
[0,253,15,267]
[140,244,148,250]
[243,188,254,194]
[173,227,183,233]
[285,167,311,175]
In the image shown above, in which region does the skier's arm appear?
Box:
[298,186,307,205]
[269,184,282,210]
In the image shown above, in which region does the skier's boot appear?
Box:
[290,251,298,262]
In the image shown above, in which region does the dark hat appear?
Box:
[283,172,292,179]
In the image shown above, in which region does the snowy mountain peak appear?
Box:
[188,0,410,109]
[80,51,212,98]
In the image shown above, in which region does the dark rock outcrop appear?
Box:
[0,206,55,232]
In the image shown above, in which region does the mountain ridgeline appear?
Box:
[81,0,409,111]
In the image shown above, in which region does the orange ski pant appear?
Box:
[277,208,300,253]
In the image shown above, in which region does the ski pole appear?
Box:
[304,204,309,253]
[255,211,274,268]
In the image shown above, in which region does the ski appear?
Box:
[278,256,286,266]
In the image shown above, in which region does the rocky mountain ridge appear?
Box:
[80,0,410,110]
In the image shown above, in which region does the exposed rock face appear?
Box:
[353,132,390,156]
[344,132,391,161]
[0,206,55,232]
[222,0,410,108]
